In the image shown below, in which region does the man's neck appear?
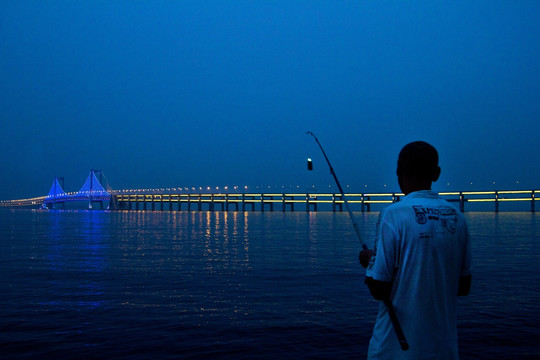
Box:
[400,182,432,196]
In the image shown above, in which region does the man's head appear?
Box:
[396,141,441,195]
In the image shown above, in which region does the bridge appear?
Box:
[42,169,112,209]
[112,190,539,213]
[0,171,538,212]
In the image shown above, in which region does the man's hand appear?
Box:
[359,249,373,268]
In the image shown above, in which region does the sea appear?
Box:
[1,209,539,359]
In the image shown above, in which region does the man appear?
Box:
[359,141,472,360]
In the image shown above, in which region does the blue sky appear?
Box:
[1,1,539,199]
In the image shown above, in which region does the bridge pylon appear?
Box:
[78,169,112,209]
[44,177,67,209]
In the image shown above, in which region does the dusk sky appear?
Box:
[1,1,539,200]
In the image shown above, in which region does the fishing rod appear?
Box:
[306,131,409,351]
[306,131,368,251]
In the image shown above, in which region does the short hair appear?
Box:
[397,141,439,179]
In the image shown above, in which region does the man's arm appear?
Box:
[365,276,392,301]
[367,275,471,300]
[458,275,471,296]
[360,249,392,301]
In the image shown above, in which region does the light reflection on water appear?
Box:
[0,210,539,359]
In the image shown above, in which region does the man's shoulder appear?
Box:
[382,191,463,222]
[401,191,458,208]
[379,199,414,223]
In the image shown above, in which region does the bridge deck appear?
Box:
[2,190,538,212]
[113,190,540,212]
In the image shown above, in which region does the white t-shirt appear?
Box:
[366,190,472,360]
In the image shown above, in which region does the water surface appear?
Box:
[1,210,539,359]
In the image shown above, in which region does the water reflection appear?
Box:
[202,211,252,273]
[44,210,110,309]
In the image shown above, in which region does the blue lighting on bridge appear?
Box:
[45,178,67,199]
[43,170,111,209]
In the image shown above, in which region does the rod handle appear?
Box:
[384,299,409,351]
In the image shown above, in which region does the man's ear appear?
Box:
[432,166,441,182]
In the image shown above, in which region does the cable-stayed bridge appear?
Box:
[0,171,538,212]
[42,169,113,209]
